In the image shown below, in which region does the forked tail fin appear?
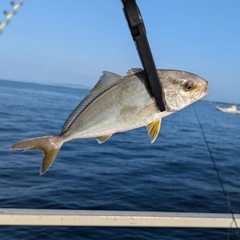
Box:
[10,136,63,175]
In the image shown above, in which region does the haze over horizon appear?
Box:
[0,0,240,103]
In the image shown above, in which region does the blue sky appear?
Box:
[0,0,240,103]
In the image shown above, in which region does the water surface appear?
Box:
[1,79,240,239]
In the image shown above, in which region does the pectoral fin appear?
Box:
[96,134,112,144]
[146,119,161,143]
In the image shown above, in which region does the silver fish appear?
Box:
[10,68,209,175]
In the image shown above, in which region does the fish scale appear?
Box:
[10,68,209,175]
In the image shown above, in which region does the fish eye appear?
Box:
[184,82,195,91]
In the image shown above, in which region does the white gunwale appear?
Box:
[0,209,239,228]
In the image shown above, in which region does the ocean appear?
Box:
[1,79,240,239]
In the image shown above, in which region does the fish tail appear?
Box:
[10,136,63,175]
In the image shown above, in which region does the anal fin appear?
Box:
[146,119,161,143]
[96,134,112,144]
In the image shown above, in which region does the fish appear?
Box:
[10,68,209,175]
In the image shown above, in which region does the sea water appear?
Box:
[1,79,240,239]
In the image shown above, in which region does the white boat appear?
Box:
[216,105,240,114]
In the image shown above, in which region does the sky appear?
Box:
[0,0,240,103]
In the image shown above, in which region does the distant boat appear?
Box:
[216,105,240,114]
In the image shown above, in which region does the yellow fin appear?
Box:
[146,119,161,143]
[96,134,112,144]
[10,136,62,175]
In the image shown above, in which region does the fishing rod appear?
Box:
[121,0,166,112]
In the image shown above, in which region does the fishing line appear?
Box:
[193,107,240,239]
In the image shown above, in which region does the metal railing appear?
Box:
[0,208,239,228]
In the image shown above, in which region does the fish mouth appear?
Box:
[205,87,210,93]
[201,79,209,94]
[201,84,210,97]
[203,81,210,93]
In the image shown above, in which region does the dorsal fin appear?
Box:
[61,71,122,134]
[127,68,143,76]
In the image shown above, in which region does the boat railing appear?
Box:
[0,208,239,228]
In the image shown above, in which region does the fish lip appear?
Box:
[202,80,210,94]
[204,87,210,93]
[201,86,210,98]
